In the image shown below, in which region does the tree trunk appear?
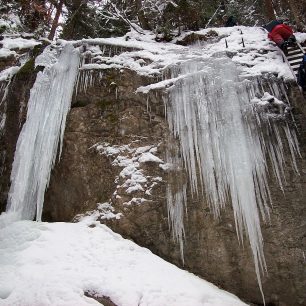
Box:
[264,0,276,20]
[48,0,64,40]
[135,0,151,30]
[287,0,306,30]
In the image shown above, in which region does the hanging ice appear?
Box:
[165,57,300,299]
[6,44,80,221]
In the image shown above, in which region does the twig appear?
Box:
[205,3,222,29]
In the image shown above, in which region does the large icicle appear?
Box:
[6,44,80,221]
[165,57,299,299]
[165,143,187,262]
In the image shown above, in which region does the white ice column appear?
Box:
[7,44,80,221]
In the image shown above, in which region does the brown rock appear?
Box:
[1,55,304,305]
[176,30,219,46]
[43,67,306,306]
[0,59,38,213]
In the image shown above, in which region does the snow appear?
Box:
[96,143,163,205]
[1,24,305,305]
[295,32,306,43]
[1,37,40,50]
[75,203,122,223]
[0,220,247,306]
[0,12,21,33]
[35,45,59,68]
[0,66,20,82]
[251,92,289,117]
[138,152,163,163]
[0,48,16,59]
[6,44,80,221]
[159,163,172,170]
[72,26,302,82]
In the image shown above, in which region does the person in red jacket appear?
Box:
[264,20,296,53]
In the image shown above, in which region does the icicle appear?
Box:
[164,57,300,301]
[0,78,12,105]
[165,144,187,263]
[6,44,80,221]
[0,113,6,134]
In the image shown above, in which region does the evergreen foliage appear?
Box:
[62,0,130,39]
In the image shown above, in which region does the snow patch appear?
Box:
[0,220,247,306]
[1,37,40,50]
[0,48,16,59]
[96,143,163,205]
[76,202,122,224]
[138,152,163,163]
[0,66,19,82]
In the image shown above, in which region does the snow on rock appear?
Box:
[159,163,172,171]
[0,220,247,306]
[251,92,290,118]
[95,142,163,206]
[295,32,306,44]
[0,66,20,82]
[1,37,40,50]
[0,48,16,59]
[35,45,59,68]
[75,202,122,224]
[138,152,163,163]
[73,25,301,83]
[186,26,294,79]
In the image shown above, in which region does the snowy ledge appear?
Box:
[1,37,41,50]
[0,66,20,82]
[66,26,303,83]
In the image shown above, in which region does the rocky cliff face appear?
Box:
[0,57,41,213]
[40,62,306,306]
[1,35,305,305]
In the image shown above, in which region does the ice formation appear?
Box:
[165,57,300,298]
[6,44,80,221]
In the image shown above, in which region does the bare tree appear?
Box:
[48,0,64,40]
[263,0,276,20]
[286,0,306,30]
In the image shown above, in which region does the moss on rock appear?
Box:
[16,58,35,77]
[97,99,113,111]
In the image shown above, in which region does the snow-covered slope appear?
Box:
[0,219,247,306]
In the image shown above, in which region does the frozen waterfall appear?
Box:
[6,44,80,221]
[165,57,300,299]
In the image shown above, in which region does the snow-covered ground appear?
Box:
[0,219,247,306]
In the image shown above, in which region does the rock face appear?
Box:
[0,42,305,306]
[0,58,39,213]
[42,63,306,306]
[176,30,219,46]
